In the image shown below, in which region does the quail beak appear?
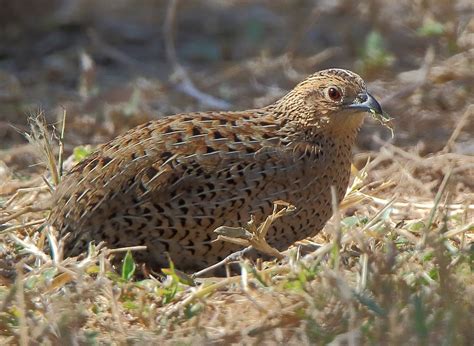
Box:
[346,92,393,130]
[346,92,383,116]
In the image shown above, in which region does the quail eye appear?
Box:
[327,87,342,102]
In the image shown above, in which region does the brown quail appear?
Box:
[49,69,383,273]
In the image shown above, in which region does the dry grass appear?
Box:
[0,114,472,344]
[0,0,473,344]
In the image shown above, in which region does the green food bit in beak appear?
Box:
[369,109,394,138]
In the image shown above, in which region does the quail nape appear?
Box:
[49,68,385,273]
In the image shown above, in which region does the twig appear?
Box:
[368,194,474,211]
[163,0,230,109]
[106,245,148,254]
[357,253,369,292]
[0,206,46,224]
[425,169,452,234]
[387,141,473,166]
[103,279,126,335]
[192,246,253,278]
[46,227,61,264]
[443,222,473,239]
[58,107,67,180]
[163,275,240,317]
[41,175,55,193]
[3,186,50,208]
[443,105,473,153]
[0,219,47,235]
[330,185,342,270]
[8,233,50,262]
[15,262,29,346]
[88,29,143,69]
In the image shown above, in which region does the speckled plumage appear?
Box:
[50,69,383,273]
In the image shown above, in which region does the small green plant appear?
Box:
[417,18,445,37]
[73,145,94,162]
[159,259,194,304]
[121,250,136,281]
[184,302,203,319]
[357,31,395,74]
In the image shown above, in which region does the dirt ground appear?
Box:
[0,0,473,344]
